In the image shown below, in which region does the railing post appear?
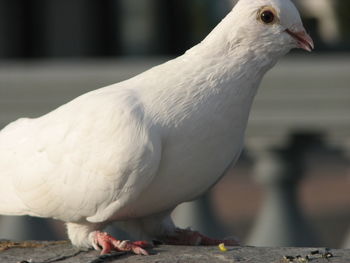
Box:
[247,133,319,247]
[343,229,350,248]
[342,144,350,249]
[118,0,158,55]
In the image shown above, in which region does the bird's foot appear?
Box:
[91,231,151,255]
[162,228,240,246]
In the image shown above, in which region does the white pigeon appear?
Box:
[0,0,313,256]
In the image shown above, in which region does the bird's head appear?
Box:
[220,0,314,56]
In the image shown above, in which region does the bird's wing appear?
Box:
[0,86,162,223]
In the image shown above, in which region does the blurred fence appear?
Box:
[0,0,231,58]
[0,0,349,59]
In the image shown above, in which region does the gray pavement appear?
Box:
[0,241,349,263]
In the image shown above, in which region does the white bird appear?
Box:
[0,0,313,256]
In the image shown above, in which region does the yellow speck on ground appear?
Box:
[218,243,228,252]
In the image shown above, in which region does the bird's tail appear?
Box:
[0,121,31,216]
[0,174,28,216]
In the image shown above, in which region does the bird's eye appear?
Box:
[261,11,275,24]
[258,7,277,25]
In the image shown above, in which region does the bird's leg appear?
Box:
[90,231,151,255]
[161,228,240,246]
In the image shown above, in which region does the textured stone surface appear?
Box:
[0,241,349,263]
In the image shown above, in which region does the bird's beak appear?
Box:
[285,29,314,52]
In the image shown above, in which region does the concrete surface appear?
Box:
[0,240,349,263]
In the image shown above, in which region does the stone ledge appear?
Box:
[0,240,349,263]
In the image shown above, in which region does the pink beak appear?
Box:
[285,29,314,52]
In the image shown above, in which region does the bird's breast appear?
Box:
[112,114,246,219]
[110,77,258,219]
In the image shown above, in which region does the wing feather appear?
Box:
[0,86,162,223]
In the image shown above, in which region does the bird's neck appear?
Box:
[188,29,281,78]
[143,19,282,127]
[145,49,271,129]
[176,39,277,112]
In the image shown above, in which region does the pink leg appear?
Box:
[91,231,152,255]
[162,228,240,246]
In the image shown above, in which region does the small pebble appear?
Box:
[283,255,295,262]
[324,252,333,259]
[218,243,228,252]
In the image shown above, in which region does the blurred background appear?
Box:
[0,0,349,249]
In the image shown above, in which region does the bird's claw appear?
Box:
[91,231,151,255]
